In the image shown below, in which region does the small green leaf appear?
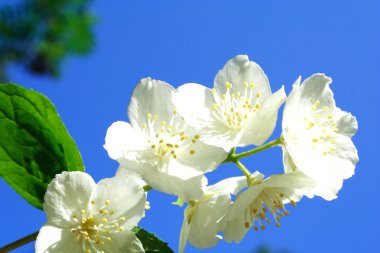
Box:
[172,196,184,207]
[132,227,174,253]
[0,83,84,209]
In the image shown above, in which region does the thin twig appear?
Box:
[0,231,39,253]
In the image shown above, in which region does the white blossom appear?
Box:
[281,74,359,200]
[179,177,246,253]
[35,171,146,253]
[104,78,227,201]
[224,171,315,243]
[174,55,286,151]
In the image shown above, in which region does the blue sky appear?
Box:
[1,0,379,252]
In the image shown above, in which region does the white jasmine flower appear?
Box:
[179,177,246,253]
[104,78,227,201]
[174,55,286,151]
[224,171,315,243]
[281,74,359,200]
[35,171,146,253]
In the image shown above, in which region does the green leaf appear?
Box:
[132,227,174,253]
[0,83,84,209]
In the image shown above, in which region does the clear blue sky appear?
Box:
[1,1,379,252]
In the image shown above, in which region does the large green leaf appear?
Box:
[132,227,174,253]
[0,83,84,209]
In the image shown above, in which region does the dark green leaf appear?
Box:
[132,227,174,253]
[0,83,84,209]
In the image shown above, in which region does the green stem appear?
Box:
[223,147,237,163]
[222,138,282,164]
[234,160,251,178]
[234,138,282,160]
[0,231,39,252]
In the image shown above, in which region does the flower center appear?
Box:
[243,188,296,231]
[70,200,126,253]
[211,82,261,130]
[303,100,339,156]
[141,111,199,160]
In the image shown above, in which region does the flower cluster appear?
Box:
[37,55,358,253]
[105,55,358,252]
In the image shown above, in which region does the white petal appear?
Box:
[116,167,147,188]
[188,193,231,249]
[240,86,286,146]
[329,135,358,179]
[90,173,146,230]
[177,140,227,173]
[118,161,206,201]
[128,78,176,130]
[35,225,81,253]
[286,136,358,200]
[264,171,317,201]
[281,77,301,122]
[174,83,216,128]
[207,176,247,195]
[214,55,271,99]
[282,146,297,174]
[224,212,249,243]
[43,172,95,227]
[179,217,191,253]
[227,185,263,221]
[336,111,358,137]
[102,230,144,253]
[265,171,316,190]
[104,121,146,160]
[298,74,334,107]
[283,74,334,127]
[195,129,240,152]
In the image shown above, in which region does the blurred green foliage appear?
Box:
[254,245,293,253]
[0,0,95,79]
